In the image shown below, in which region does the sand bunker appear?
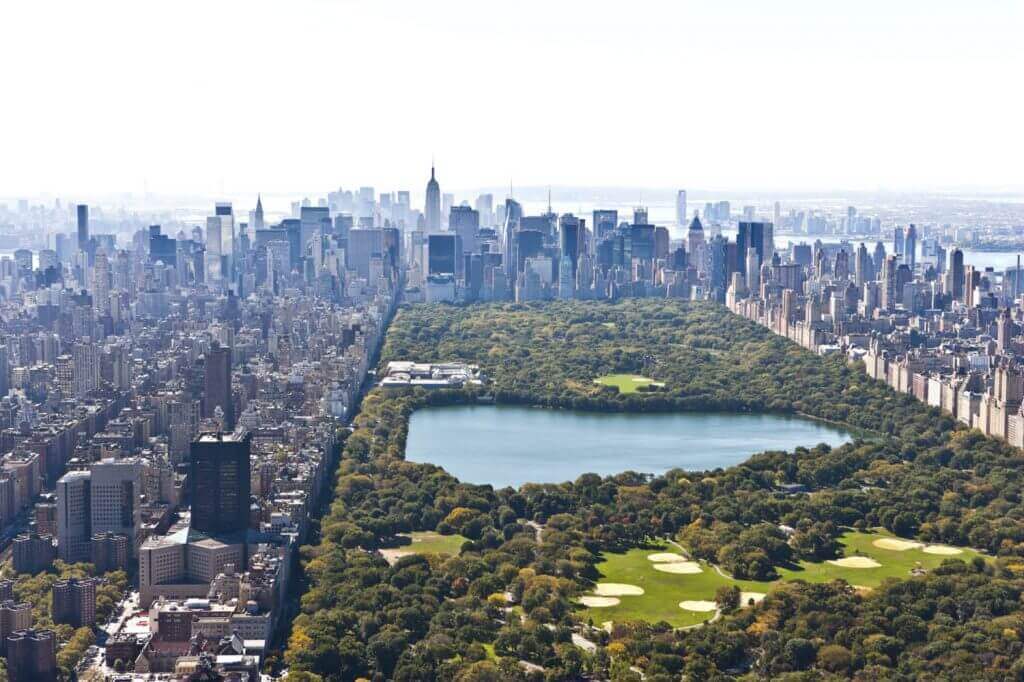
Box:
[647,552,688,563]
[579,596,620,607]
[652,561,703,574]
[922,545,963,555]
[739,592,767,606]
[851,585,873,593]
[632,377,650,382]
[872,538,923,551]
[593,583,645,596]
[828,556,882,568]
[679,600,718,612]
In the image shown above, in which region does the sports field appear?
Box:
[580,530,983,628]
[593,373,665,394]
[379,531,467,564]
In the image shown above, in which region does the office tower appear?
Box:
[91,531,129,573]
[894,226,905,262]
[449,206,480,255]
[736,221,766,272]
[873,242,887,273]
[688,214,706,272]
[558,256,575,299]
[855,243,871,286]
[774,202,782,232]
[503,198,522,280]
[189,431,252,535]
[835,249,850,280]
[92,249,111,315]
[424,166,441,231]
[76,204,89,251]
[881,254,899,311]
[5,629,57,682]
[633,207,649,226]
[676,190,687,226]
[203,341,233,430]
[0,601,32,655]
[745,248,760,293]
[559,214,583,278]
[12,533,55,574]
[69,341,99,398]
[51,578,96,628]
[300,206,330,256]
[592,210,618,245]
[347,228,384,280]
[474,194,494,227]
[214,202,235,272]
[56,470,91,563]
[948,248,965,302]
[514,230,544,275]
[253,194,265,230]
[427,234,458,276]
[89,458,142,552]
[905,224,917,269]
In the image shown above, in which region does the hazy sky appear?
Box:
[2,0,1021,197]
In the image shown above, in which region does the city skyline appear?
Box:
[2,0,1021,195]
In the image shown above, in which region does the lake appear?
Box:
[405,405,851,488]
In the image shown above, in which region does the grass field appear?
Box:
[381,531,468,564]
[580,531,983,628]
[403,531,468,554]
[593,373,665,394]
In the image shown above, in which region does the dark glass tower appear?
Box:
[189,431,251,535]
[203,342,234,430]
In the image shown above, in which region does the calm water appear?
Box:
[405,405,851,488]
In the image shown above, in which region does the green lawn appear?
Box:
[402,531,468,555]
[777,529,983,587]
[593,373,665,394]
[581,531,983,628]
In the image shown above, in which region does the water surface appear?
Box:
[406,405,850,488]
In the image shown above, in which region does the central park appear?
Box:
[283,300,1024,681]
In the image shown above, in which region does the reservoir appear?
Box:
[405,405,851,488]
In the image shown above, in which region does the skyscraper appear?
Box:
[948,248,965,302]
[687,214,706,272]
[675,190,687,226]
[253,194,265,231]
[894,226,905,262]
[449,206,480,255]
[56,470,91,563]
[189,431,252,535]
[559,214,583,278]
[736,221,766,273]
[203,341,234,430]
[905,224,917,269]
[89,458,142,552]
[424,165,441,232]
[76,204,89,252]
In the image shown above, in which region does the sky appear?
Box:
[1,0,1021,198]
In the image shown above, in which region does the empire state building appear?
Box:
[424,165,441,231]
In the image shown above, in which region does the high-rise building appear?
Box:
[203,342,234,430]
[92,249,111,315]
[736,221,766,273]
[559,214,583,278]
[449,206,480,255]
[89,458,143,553]
[592,210,618,245]
[675,190,687,226]
[12,533,55,574]
[56,470,91,563]
[687,214,706,273]
[427,234,458,277]
[76,204,89,252]
[91,531,129,573]
[474,194,494,228]
[5,629,57,682]
[51,578,96,628]
[948,248,965,302]
[253,194,265,231]
[424,165,441,231]
[0,601,32,655]
[894,226,905,262]
[905,224,917,269]
[189,431,252,535]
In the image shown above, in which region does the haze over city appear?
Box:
[2,0,1022,196]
